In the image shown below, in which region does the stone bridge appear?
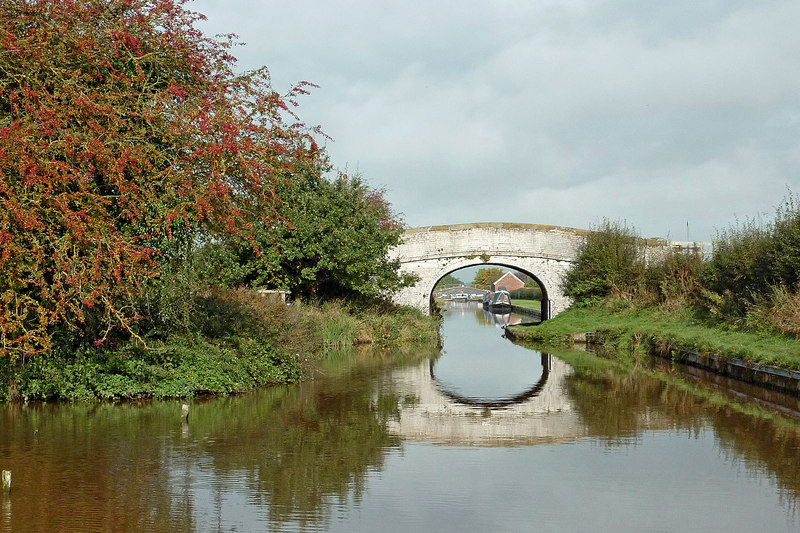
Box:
[390,223,590,318]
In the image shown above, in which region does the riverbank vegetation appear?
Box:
[511,195,800,370]
[0,291,440,402]
[0,1,438,401]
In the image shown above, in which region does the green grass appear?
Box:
[512,298,541,312]
[508,302,800,370]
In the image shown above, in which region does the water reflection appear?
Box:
[1,304,799,532]
[430,353,551,408]
[444,300,535,329]
[436,302,544,402]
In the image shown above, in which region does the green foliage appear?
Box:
[644,248,704,306]
[0,293,440,402]
[134,230,206,338]
[702,220,772,318]
[562,220,704,310]
[472,267,505,290]
[200,173,416,301]
[745,285,800,339]
[768,194,800,287]
[435,273,464,290]
[317,303,360,348]
[0,0,324,357]
[702,193,800,323]
[0,338,302,402]
[509,286,542,300]
[562,219,646,304]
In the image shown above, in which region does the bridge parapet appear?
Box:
[398,223,588,262]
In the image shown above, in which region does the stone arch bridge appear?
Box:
[390,223,590,319]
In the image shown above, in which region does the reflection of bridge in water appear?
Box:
[384,355,588,446]
[385,354,675,446]
[431,352,552,409]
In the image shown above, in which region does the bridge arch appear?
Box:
[390,223,589,317]
[429,261,551,313]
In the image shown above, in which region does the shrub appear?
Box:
[562,219,646,304]
[701,192,800,321]
[645,248,705,308]
[745,285,800,339]
[702,219,773,318]
[509,287,543,300]
[767,195,800,288]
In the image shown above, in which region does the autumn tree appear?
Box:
[472,267,505,290]
[0,0,324,357]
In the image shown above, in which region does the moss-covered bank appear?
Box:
[0,296,440,402]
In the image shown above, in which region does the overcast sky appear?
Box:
[190,0,800,242]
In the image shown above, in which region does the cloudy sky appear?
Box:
[190,0,800,242]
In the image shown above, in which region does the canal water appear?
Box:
[2,301,800,532]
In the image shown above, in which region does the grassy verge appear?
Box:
[0,295,441,402]
[508,302,800,370]
[512,298,541,312]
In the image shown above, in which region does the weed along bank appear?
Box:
[0,299,440,402]
[507,316,800,397]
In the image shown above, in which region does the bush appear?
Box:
[645,248,705,308]
[702,219,773,318]
[745,286,800,339]
[701,193,800,322]
[768,195,800,288]
[509,287,542,300]
[562,219,646,304]
[0,334,304,402]
[563,220,706,311]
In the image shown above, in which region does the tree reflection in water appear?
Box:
[558,349,800,505]
[1,342,799,531]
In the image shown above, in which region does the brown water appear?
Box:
[1,301,799,532]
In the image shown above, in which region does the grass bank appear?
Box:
[0,293,440,402]
[507,302,800,371]
[511,298,541,312]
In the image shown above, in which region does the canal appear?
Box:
[1,301,799,532]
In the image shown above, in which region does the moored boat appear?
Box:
[483,287,512,311]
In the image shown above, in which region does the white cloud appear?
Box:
[189,0,800,241]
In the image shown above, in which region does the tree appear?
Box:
[0,0,324,357]
[435,274,464,291]
[472,267,505,290]
[201,172,416,301]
